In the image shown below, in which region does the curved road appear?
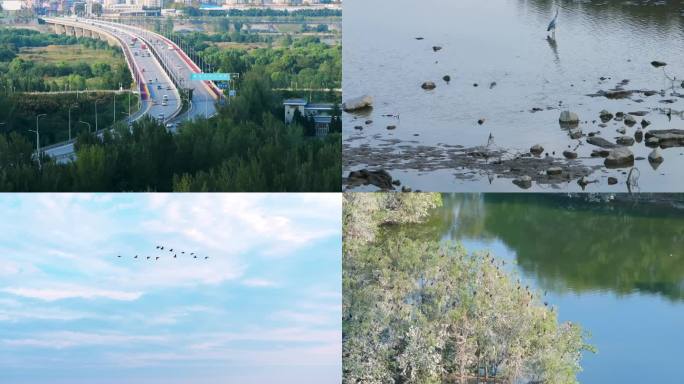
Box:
[42,17,220,162]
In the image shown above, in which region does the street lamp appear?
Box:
[68,104,79,141]
[94,99,102,132]
[29,113,47,168]
[78,120,91,134]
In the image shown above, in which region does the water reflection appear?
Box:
[344,0,684,191]
[409,194,684,301]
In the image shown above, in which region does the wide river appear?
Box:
[390,194,684,383]
[343,0,684,192]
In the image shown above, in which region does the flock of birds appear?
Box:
[116,245,209,261]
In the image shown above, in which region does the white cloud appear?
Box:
[2,331,167,349]
[2,286,143,302]
[241,278,278,288]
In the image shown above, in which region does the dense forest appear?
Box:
[0,70,340,192]
[343,193,593,384]
[168,32,340,92]
[0,28,131,92]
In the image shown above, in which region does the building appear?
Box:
[283,98,334,137]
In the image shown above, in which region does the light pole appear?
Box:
[68,104,79,141]
[94,99,102,132]
[29,113,47,168]
[78,120,91,134]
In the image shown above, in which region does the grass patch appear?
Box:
[18,44,116,65]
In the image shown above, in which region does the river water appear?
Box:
[392,194,684,383]
[343,0,684,192]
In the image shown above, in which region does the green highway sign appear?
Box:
[190,73,231,81]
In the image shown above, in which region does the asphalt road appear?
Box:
[42,17,219,161]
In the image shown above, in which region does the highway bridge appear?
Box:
[40,17,222,162]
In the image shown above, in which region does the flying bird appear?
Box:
[156,256,160,260]
[117,255,122,258]
[193,255,197,259]
[174,254,177,258]
[205,256,209,260]
[134,255,138,259]
[547,8,559,38]
[147,256,151,259]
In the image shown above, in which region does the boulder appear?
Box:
[513,175,532,189]
[624,115,637,126]
[569,128,583,139]
[604,147,635,168]
[608,177,618,185]
[591,149,610,157]
[387,125,397,130]
[641,119,651,128]
[530,144,544,156]
[599,109,613,122]
[432,46,442,52]
[616,136,635,146]
[442,75,451,83]
[563,150,578,159]
[547,167,563,176]
[559,110,580,125]
[587,136,619,149]
[648,147,664,164]
[651,61,667,68]
[421,81,437,90]
[635,129,643,143]
[346,169,394,190]
[343,95,374,112]
[644,129,684,147]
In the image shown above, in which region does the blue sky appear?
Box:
[0,194,341,384]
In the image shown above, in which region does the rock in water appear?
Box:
[651,61,667,68]
[569,129,583,139]
[604,147,635,168]
[421,81,436,90]
[343,95,373,112]
[608,177,618,185]
[599,109,613,122]
[442,75,451,83]
[648,147,664,164]
[641,119,651,128]
[624,115,637,126]
[635,129,644,143]
[563,150,578,159]
[346,169,394,190]
[616,136,635,146]
[559,110,580,126]
[513,176,532,189]
[530,144,544,156]
[547,167,563,176]
[432,46,442,52]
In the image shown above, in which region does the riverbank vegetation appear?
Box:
[0,71,340,192]
[0,28,131,92]
[343,193,592,384]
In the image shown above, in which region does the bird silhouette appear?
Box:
[156,256,160,260]
[156,246,160,249]
[181,251,185,254]
[193,255,197,259]
[117,255,122,258]
[134,255,138,259]
[174,254,177,258]
[169,248,173,252]
[190,253,194,256]
[547,8,559,39]
[204,256,209,260]
[160,246,164,250]
[146,256,151,259]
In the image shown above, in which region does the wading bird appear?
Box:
[547,8,559,39]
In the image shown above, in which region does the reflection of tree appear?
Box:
[524,0,684,26]
[420,194,684,302]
